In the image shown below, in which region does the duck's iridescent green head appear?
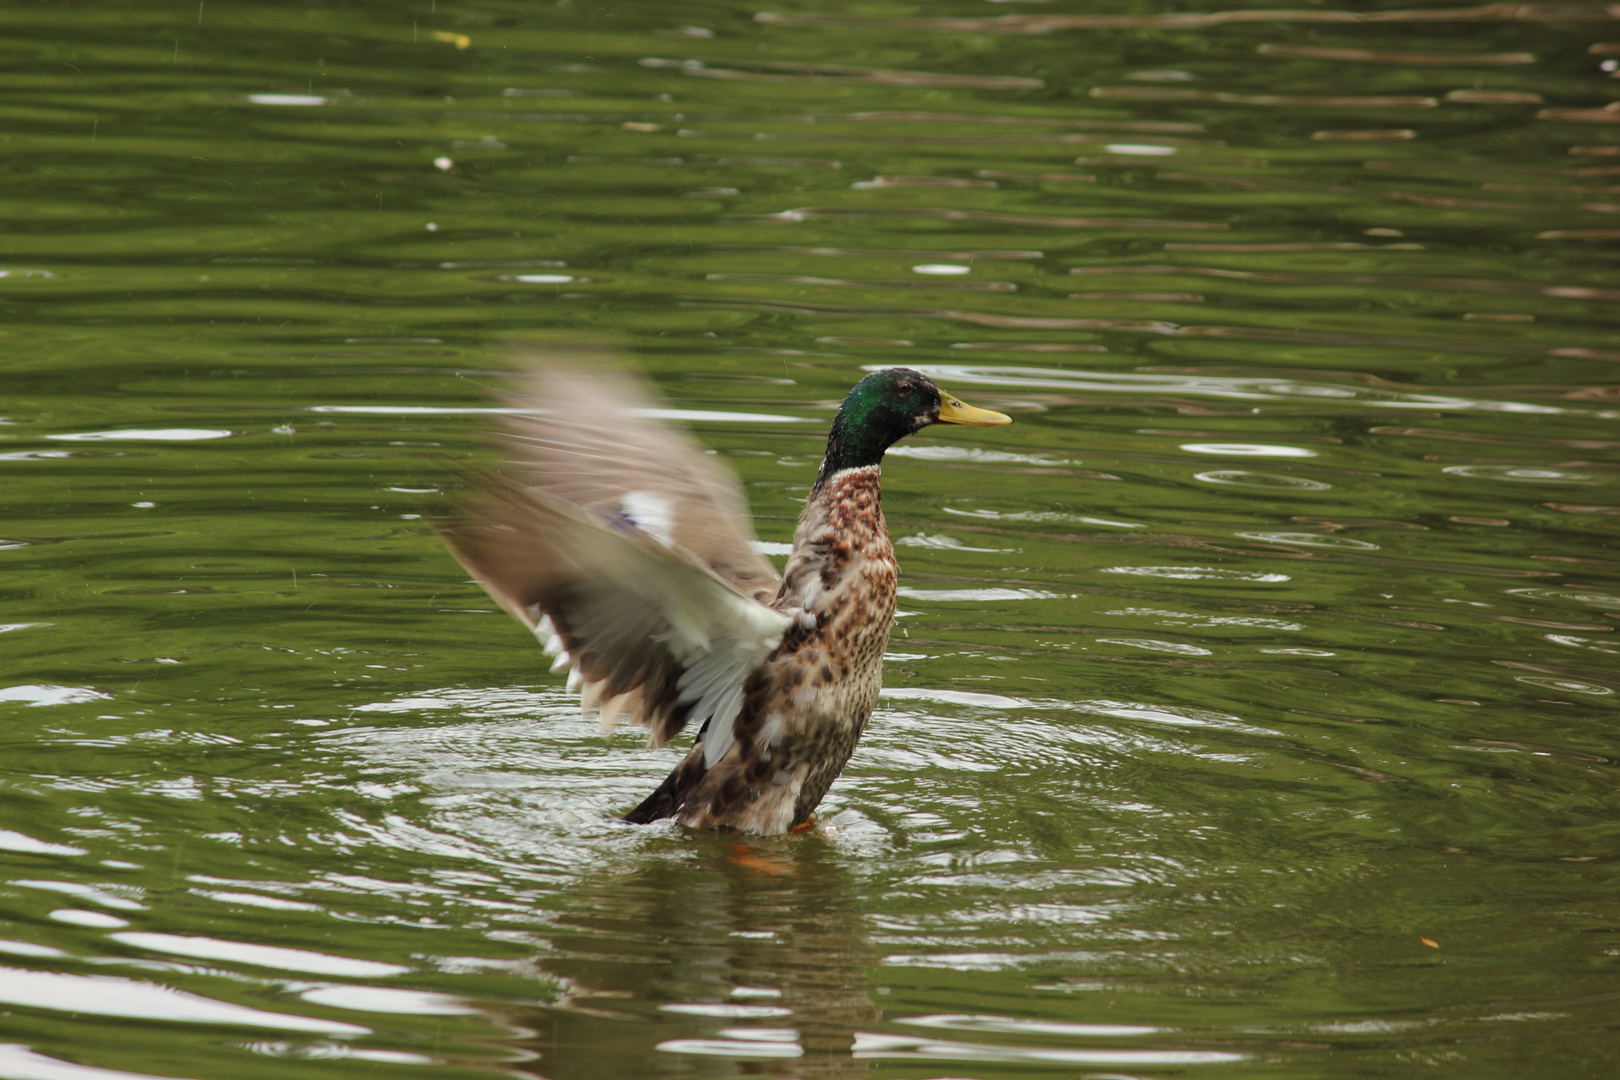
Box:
[816,368,1010,485]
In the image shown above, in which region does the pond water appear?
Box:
[2,1,1619,1076]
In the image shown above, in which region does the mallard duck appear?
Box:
[439,355,1010,835]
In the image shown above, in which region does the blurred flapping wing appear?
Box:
[439,356,789,763]
[491,356,781,604]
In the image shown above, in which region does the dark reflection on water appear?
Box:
[518,838,882,1077]
[2,0,1620,1076]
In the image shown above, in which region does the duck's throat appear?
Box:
[802,465,890,595]
[815,416,893,491]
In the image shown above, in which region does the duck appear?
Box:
[438,354,1011,836]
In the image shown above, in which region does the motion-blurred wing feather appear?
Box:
[440,474,789,754]
[492,352,782,603]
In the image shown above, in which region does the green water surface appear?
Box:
[2,1,1619,1077]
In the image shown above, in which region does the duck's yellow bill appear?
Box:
[937,392,1012,427]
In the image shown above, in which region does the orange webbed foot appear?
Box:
[729,842,794,876]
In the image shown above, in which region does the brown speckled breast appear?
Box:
[771,466,897,823]
[657,466,901,834]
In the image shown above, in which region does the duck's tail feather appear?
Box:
[623,751,709,824]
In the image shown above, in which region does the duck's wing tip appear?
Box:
[482,348,783,600]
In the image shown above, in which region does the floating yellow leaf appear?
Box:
[432,31,470,50]
[1420,936,1439,948]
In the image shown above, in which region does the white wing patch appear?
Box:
[676,597,789,768]
[490,492,788,763]
[619,490,675,547]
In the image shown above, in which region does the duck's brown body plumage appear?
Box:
[439,354,1008,836]
[626,466,896,833]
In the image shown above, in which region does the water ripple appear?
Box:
[108,933,406,978]
[1197,471,1332,491]
[851,1030,1244,1065]
[0,968,366,1035]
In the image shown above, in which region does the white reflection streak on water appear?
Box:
[894,586,1063,602]
[0,1043,197,1080]
[0,941,68,959]
[887,445,1073,465]
[851,1029,1244,1064]
[1079,700,1275,736]
[107,933,407,977]
[880,688,1032,709]
[885,363,1571,414]
[0,686,111,706]
[655,1029,805,1058]
[13,881,145,910]
[1181,442,1317,456]
[47,910,127,929]
[247,94,326,106]
[297,984,477,1015]
[942,507,1145,528]
[1234,531,1379,550]
[0,831,87,857]
[659,1002,793,1019]
[1195,470,1332,490]
[0,967,368,1035]
[44,429,233,441]
[899,1012,1159,1036]
[1100,565,1291,582]
[187,889,322,912]
[1096,637,1213,655]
